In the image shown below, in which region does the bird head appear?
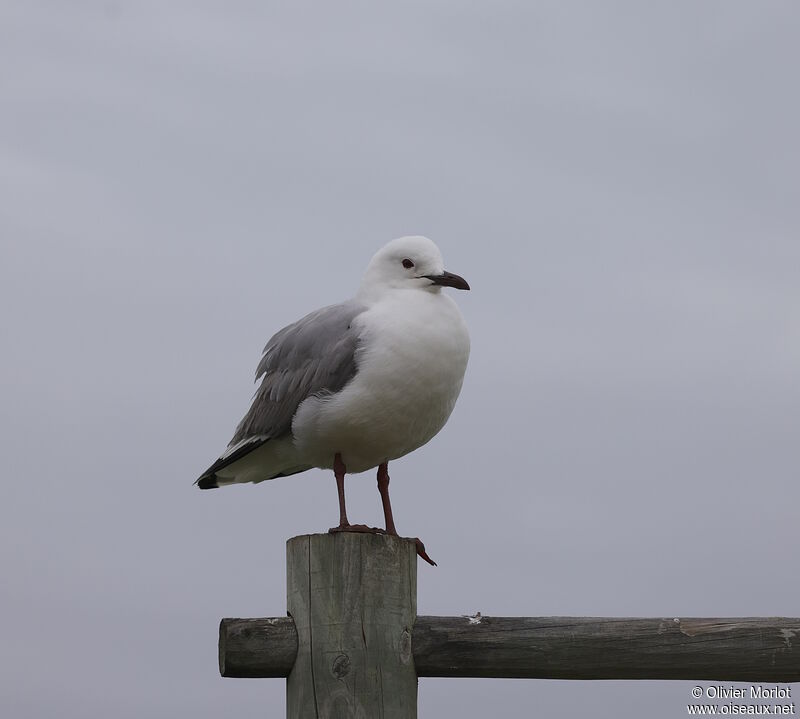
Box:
[359,236,470,299]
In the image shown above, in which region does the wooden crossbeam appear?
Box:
[220,614,800,682]
[216,534,800,718]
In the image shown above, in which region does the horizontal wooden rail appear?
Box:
[220,617,298,678]
[219,615,800,682]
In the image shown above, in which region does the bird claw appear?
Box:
[413,537,437,566]
[328,526,436,566]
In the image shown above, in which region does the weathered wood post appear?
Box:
[286,532,418,719]
[218,536,800,715]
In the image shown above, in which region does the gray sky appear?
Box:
[2,1,798,717]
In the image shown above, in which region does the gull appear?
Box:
[196,236,470,564]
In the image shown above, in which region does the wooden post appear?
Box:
[286,533,418,719]
[217,538,800,714]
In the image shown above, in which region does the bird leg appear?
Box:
[377,462,437,566]
[376,462,397,535]
[334,452,349,527]
[329,453,381,534]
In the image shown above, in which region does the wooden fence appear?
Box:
[216,533,800,718]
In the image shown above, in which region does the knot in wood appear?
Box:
[400,629,412,664]
[331,653,351,679]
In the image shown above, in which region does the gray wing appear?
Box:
[197,301,366,483]
[233,300,366,443]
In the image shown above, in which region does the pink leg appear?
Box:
[329,453,382,534]
[377,462,398,536]
[376,462,437,566]
[334,453,349,527]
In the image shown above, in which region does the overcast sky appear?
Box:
[2,2,798,717]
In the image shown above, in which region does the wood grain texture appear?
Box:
[286,533,418,719]
[413,616,800,681]
[219,617,297,678]
[219,615,800,682]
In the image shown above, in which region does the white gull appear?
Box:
[196,236,470,564]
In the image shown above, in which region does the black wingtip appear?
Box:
[196,475,219,490]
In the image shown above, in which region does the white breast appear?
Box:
[292,289,470,473]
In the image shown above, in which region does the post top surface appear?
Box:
[286,532,418,546]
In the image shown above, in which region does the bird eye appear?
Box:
[402,259,414,269]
